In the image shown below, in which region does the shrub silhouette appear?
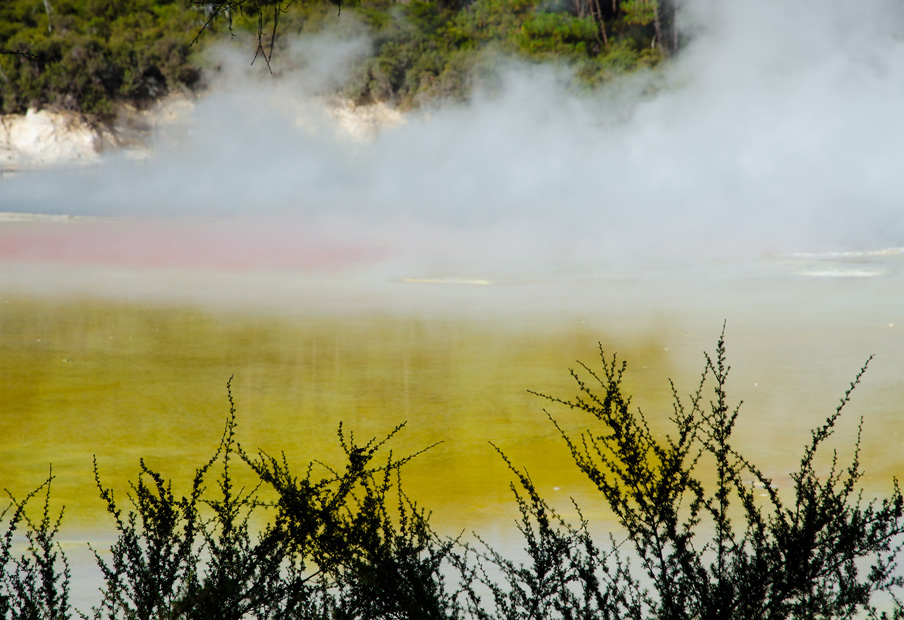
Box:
[242,419,458,620]
[1,472,71,620]
[1,329,903,619]
[514,326,904,619]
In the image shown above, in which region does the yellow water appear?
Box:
[0,296,663,529]
[2,272,903,538]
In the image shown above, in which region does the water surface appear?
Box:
[2,220,902,535]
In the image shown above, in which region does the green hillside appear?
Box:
[0,0,671,118]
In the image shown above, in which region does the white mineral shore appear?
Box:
[0,94,403,171]
[0,108,108,168]
[324,98,405,141]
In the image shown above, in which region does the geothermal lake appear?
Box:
[0,212,902,613]
[3,5,904,603]
[1,214,902,539]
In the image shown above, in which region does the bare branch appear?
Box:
[0,49,47,65]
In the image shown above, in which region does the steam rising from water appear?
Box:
[2,9,904,604]
[2,0,903,276]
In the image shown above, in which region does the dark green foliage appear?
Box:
[3,329,902,619]
[526,325,904,619]
[75,377,456,619]
[340,1,466,107]
[345,0,665,106]
[243,421,459,619]
[90,451,208,618]
[88,376,324,619]
[0,0,667,116]
[1,473,71,620]
[0,0,201,116]
[516,12,599,57]
[156,379,293,620]
[322,463,461,619]
[621,0,657,26]
[458,446,644,620]
[339,0,664,107]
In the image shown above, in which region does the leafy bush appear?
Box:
[515,12,599,58]
[0,0,667,116]
[621,0,657,26]
[450,0,536,46]
[340,1,463,107]
[1,473,71,620]
[0,0,201,117]
[340,0,663,107]
[6,329,899,618]
[80,377,455,619]
[520,326,904,619]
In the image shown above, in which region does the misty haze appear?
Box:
[1,0,903,614]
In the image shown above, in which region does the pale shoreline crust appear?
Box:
[0,94,403,171]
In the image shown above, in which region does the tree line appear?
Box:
[0,0,672,118]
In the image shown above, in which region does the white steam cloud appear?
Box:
[2,0,904,277]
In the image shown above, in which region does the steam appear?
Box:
[3,0,904,277]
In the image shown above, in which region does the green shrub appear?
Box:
[621,0,657,26]
[0,0,201,117]
[7,329,896,618]
[1,473,71,620]
[451,0,536,46]
[341,1,466,106]
[520,326,904,619]
[0,0,667,115]
[516,12,598,58]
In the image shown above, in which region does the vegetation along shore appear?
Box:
[1,0,671,120]
[3,332,904,618]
